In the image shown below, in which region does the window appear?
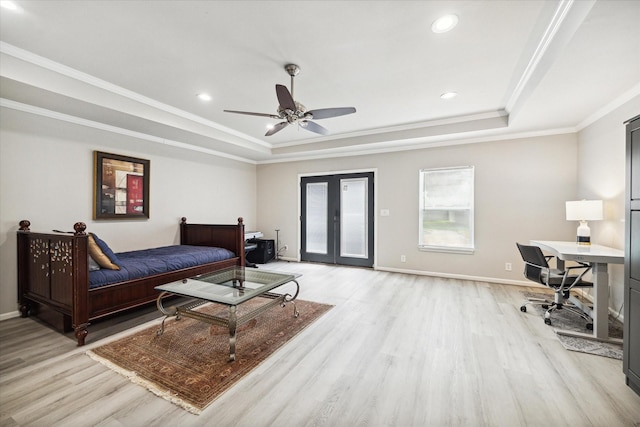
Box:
[419,166,474,253]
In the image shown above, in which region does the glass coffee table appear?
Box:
[155,266,300,362]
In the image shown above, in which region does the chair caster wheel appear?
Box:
[542,304,549,309]
[586,323,593,330]
[544,318,552,325]
[520,306,527,312]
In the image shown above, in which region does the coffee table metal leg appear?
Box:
[156,276,301,362]
[283,280,300,318]
[156,291,177,336]
[228,305,237,362]
[294,302,299,317]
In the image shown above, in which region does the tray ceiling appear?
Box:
[1,1,639,163]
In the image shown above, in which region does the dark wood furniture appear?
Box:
[17,217,245,346]
[624,114,640,396]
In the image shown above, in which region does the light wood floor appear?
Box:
[1,262,639,427]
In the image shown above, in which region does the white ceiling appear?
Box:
[1,0,639,163]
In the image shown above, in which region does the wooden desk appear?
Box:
[530,240,625,343]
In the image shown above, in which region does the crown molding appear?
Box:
[576,84,640,131]
[0,42,271,150]
[0,98,257,165]
[505,0,596,122]
[258,126,577,165]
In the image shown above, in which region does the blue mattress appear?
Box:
[89,245,235,289]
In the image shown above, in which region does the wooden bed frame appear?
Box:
[17,217,246,346]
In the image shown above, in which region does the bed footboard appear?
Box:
[17,220,90,344]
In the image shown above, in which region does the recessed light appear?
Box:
[440,92,458,99]
[432,14,458,33]
[197,93,212,101]
[1,1,21,12]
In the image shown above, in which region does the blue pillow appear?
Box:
[88,233,120,270]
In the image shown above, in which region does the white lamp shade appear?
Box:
[566,200,603,221]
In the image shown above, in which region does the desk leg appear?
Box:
[592,262,609,340]
[555,262,622,344]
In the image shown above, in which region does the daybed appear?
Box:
[17,217,246,346]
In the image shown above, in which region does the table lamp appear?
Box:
[565,200,603,245]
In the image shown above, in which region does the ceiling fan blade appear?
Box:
[275,84,296,111]
[223,110,281,119]
[265,121,289,136]
[300,120,329,135]
[306,107,356,120]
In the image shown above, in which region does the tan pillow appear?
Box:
[87,234,120,270]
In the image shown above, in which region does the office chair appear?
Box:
[516,243,594,329]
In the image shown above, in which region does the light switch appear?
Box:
[380,209,390,217]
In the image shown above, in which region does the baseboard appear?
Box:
[374,266,625,322]
[374,266,532,287]
[0,310,21,321]
[259,261,627,323]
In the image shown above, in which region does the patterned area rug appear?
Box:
[523,291,623,359]
[87,298,332,414]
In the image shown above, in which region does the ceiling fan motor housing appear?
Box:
[278,101,307,123]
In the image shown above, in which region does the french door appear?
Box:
[300,172,374,267]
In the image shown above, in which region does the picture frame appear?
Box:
[93,151,150,220]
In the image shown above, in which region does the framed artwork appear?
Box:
[93,151,150,220]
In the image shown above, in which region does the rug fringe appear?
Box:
[86,350,202,415]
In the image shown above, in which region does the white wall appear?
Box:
[0,108,257,317]
[2,96,635,319]
[257,133,579,284]
[254,96,637,315]
[577,95,640,313]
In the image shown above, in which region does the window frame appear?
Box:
[418,165,475,254]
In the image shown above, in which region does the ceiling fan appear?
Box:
[224,64,356,137]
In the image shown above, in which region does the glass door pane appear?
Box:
[301,171,373,268]
[340,177,368,258]
[306,182,328,254]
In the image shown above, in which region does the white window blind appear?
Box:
[419,166,474,253]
